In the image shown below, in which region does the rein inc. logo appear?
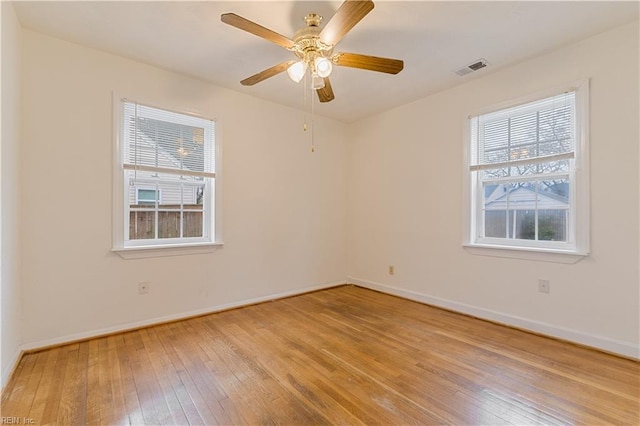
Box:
[1,418,35,425]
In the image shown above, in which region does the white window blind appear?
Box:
[470,91,575,173]
[123,102,215,179]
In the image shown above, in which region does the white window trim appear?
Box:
[113,242,223,260]
[112,93,224,259]
[462,80,590,263]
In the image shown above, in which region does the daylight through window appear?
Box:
[119,101,216,247]
[467,84,589,255]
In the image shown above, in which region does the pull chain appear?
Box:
[301,73,316,153]
[303,73,308,134]
[310,83,315,153]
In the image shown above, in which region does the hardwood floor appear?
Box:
[2,285,639,425]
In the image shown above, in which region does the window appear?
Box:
[136,188,160,205]
[465,82,589,259]
[113,98,221,257]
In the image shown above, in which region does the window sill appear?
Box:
[463,243,587,264]
[112,242,223,259]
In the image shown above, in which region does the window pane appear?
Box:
[539,159,571,175]
[184,185,205,238]
[485,210,507,238]
[158,211,180,239]
[539,105,572,143]
[126,169,207,241]
[129,186,145,209]
[509,112,537,146]
[538,139,570,156]
[158,183,182,210]
[482,167,509,180]
[509,144,537,161]
[483,183,509,237]
[195,185,205,206]
[508,164,538,177]
[184,211,203,237]
[537,179,569,241]
[130,211,155,240]
[511,209,536,240]
[483,179,570,242]
[537,210,567,241]
[132,117,205,173]
[484,147,509,165]
[538,178,570,199]
[483,119,509,154]
[502,182,530,239]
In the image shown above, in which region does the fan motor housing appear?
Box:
[290,13,333,60]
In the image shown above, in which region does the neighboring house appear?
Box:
[126,116,204,207]
[483,184,569,241]
[125,116,206,239]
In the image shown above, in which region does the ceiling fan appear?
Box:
[221,0,404,103]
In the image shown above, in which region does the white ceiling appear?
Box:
[13,1,639,123]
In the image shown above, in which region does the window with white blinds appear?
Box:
[465,82,589,256]
[470,92,575,173]
[115,99,219,252]
[123,102,215,179]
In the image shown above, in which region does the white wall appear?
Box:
[1,1,23,386]
[7,13,638,385]
[348,21,640,357]
[19,30,348,347]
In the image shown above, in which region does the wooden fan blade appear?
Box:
[221,13,295,49]
[333,52,404,74]
[241,61,296,86]
[316,78,335,103]
[320,0,374,46]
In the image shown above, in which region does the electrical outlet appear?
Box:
[138,281,150,294]
[538,279,550,293]
[389,265,395,275]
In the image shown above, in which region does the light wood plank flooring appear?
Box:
[2,285,639,425]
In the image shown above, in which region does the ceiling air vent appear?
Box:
[455,59,488,76]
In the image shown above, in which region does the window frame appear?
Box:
[112,94,223,259]
[462,80,590,263]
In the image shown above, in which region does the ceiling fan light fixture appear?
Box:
[312,74,325,90]
[222,0,404,103]
[287,60,307,83]
[314,56,333,78]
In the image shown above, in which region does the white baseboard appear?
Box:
[349,276,639,360]
[18,280,345,354]
[1,346,23,390]
[4,277,635,389]
[3,281,342,388]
